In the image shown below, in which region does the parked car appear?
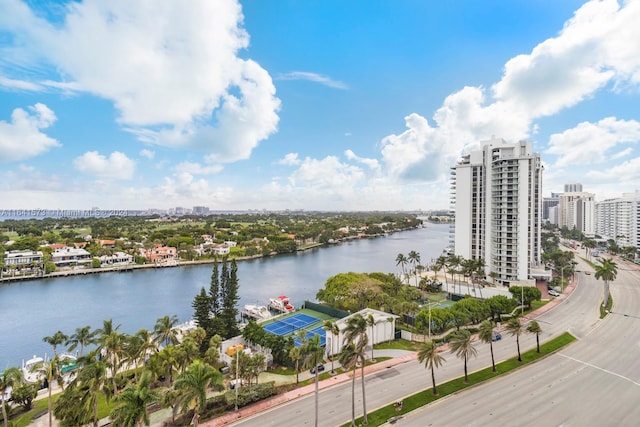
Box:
[310,364,325,374]
[548,289,560,297]
[491,332,502,341]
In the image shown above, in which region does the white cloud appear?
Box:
[1,0,280,162]
[0,75,42,91]
[546,117,640,167]
[73,151,136,180]
[0,103,60,162]
[276,71,348,89]
[276,153,301,166]
[174,161,223,175]
[289,156,365,189]
[344,149,380,171]
[139,149,155,160]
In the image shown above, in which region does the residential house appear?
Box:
[3,250,44,267]
[97,239,116,248]
[139,244,178,264]
[51,247,92,267]
[99,252,134,267]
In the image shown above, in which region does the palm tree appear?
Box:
[43,330,68,356]
[101,329,126,395]
[338,344,358,427]
[33,356,64,427]
[323,320,340,374]
[417,340,446,395]
[288,346,303,384]
[66,325,96,357]
[449,329,477,383]
[395,253,408,283]
[343,314,369,425]
[174,360,223,427]
[153,315,179,348]
[302,334,325,427]
[478,320,497,372]
[526,320,542,353]
[506,318,524,362]
[75,350,111,427]
[408,250,421,286]
[594,258,618,307]
[366,314,377,361]
[110,370,160,427]
[0,367,22,427]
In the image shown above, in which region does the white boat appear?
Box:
[22,355,45,384]
[241,304,272,321]
[268,295,295,313]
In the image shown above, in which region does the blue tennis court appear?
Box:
[263,313,320,337]
[293,326,326,347]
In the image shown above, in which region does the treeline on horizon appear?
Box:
[0,212,425,268]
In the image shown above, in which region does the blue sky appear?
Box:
[1,0,639,211]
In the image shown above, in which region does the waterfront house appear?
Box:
[51,247,92,267]
[99,252,134,267]
[3,250,44,266]
[139,244,178,264]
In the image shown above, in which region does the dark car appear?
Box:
[492,332,502,341]
[310,364,325,374]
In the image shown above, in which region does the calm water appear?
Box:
[0,223,449,368]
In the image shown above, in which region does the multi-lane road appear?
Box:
[228,255,640,427]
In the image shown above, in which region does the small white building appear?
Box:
[325,308,398,358]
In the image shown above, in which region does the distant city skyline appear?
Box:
[1,0,639,211]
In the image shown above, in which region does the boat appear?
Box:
[241,304,272,321]
[268,295,295,313]
[58,353,78,374]
[22,355,46,384]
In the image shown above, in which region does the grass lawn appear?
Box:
[8,391,114,427]
[341,332,576,427]
[374,339,416,351]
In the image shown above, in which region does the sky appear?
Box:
[1,0,639,212]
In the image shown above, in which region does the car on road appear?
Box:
[310,364,325,374]
[492,332,502,341]
[548,289,560,297]
[585,271,591,275]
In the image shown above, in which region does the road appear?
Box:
[396,255,640,426]
[225,255,623,427]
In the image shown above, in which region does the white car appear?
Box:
[548,289,560,297]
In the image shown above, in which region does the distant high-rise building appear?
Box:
[564,182,583,193]
[543,193,560,222]
[596,190,640,249]
[192,206,210,215]
[558,192,596,237]
[451,137,542,285]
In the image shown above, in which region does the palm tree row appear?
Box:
[417,317,543,396]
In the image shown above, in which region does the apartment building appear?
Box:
[596,190,640,249]
[451,137,542,285]
[558,191,596,237]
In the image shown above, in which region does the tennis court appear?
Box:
[263,313,320,337]
[293,325,326,347]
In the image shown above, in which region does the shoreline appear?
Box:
[0,227,424,284]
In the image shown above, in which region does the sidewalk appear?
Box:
[202,351,417,427]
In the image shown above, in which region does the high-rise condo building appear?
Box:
[564,182,583,193]
[451,137,542,286]
[595,190,640,249]
[558,191,596,237]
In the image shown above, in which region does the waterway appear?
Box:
[0,223,449,368]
